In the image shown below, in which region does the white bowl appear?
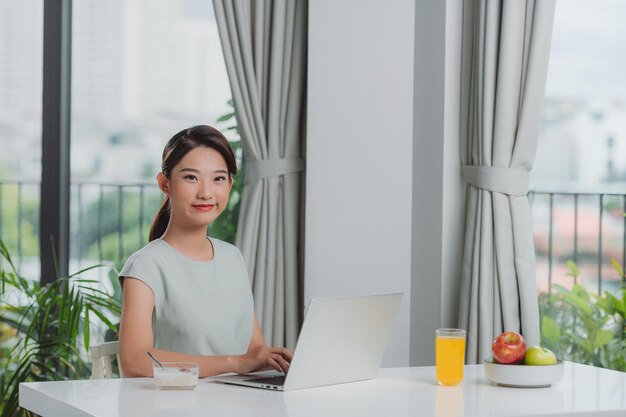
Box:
[153,362,199,390]
[483,359,564,388]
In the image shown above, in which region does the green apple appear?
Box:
[524,346,557,365]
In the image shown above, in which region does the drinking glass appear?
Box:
[435,328,466,386]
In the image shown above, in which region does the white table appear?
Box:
[19,363,626,417]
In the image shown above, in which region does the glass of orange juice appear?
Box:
[435,328,466,386]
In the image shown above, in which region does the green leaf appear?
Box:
[84,294,121,314]
[593,330,613,349]
[566,260,580,279]
[573,334,593,354]
[83,308,90,354]
[87,305,118,333]
[560,292,593,316]
[551,283,570,294]
[30,361,66,380]
[541,316,561,346]
[601,292,625,315]
[66,264,105,279]
[571,283,590,301]
[0,240,18,275]
[217,112,235,122]
[610,259,625,280]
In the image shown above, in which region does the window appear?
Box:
[0,1,44,277]
[531,0,626,370]
[70,0,238,276]
[0,0,240,278]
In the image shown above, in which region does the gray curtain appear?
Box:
[458,0,556,363]
[213,0,307,348]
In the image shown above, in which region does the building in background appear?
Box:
[0,0,44,180]
[0,0,231,184]
[0,0,232,278]
[532,98,626,187]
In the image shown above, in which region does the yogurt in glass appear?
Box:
[153,362,199,390]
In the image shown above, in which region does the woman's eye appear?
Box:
[215,176,227,182]
[184,175,198,181]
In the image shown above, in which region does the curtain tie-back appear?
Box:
[462,165,529,196]
[245,158,306,183]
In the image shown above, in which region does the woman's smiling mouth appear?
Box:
[192,204,215,212]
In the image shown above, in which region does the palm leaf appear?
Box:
[87,304,118,334]
[66,264,106,280]
[83,308,90,353]
[1,242,120,416]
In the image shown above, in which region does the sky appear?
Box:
[184,0,625,99]
[184,0,214,18]
[545,0,626,100]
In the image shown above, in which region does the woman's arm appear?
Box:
[118,278,291,377]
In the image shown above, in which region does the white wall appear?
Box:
[305,0,415,367]
[305,0,465,367]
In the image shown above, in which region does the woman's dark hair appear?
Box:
[149,125,237,241]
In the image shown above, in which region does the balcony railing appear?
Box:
[1,179,625,292]
[0,180,161,279]
[529,187,626,295]
[70,181,163,269]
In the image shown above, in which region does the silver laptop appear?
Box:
[209,292,403,391]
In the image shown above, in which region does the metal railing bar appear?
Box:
[0,185,3,246]
[118,186,123,261]
[598,194,604,294]
[68,180,154,187]
[548,193,554,294]
[139,185,145,247]
[77,183,83,270]
[623,194,626,285]
[17,183,23,273]
[574,194,578,269]
[0,179,41,185]
[98,185,103,264]
[0,179,155,187]
[529,186,626,197]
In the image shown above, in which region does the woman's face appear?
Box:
[159,146,233,229]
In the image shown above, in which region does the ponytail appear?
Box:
[149,196,170,241]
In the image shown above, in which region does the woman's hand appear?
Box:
[235,346,293,374]
[236,313,293,374]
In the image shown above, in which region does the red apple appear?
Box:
[492,331,526,364]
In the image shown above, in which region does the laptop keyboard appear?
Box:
[244,375,286,386]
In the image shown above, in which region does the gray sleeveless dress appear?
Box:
[119,238,254,355]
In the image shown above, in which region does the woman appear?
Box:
[118,125,292,377]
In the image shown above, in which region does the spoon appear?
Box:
[146,351,164,368]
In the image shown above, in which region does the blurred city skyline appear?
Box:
[0,0,624,187]
[0,0,232,183]
[546,0,626,100]
[0,0,624,287]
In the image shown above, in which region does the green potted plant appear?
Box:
[0,241,121,417]
[540,259,625,371]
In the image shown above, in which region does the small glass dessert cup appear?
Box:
[153,362,199,390]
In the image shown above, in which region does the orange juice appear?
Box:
[435,330,466,386]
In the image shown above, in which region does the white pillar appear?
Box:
[306,0,465,366]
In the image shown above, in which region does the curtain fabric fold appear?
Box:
[458,0,556,363]
[213,0,307,348]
